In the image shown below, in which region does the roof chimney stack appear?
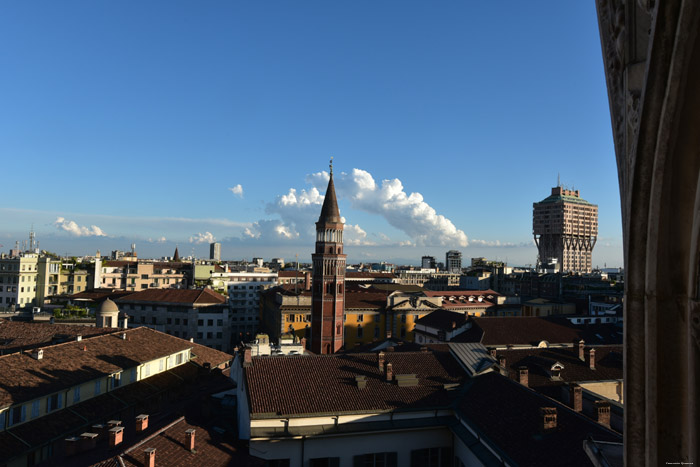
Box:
[518,366,529,387]
[570,384,582,412]
[540,407,557,431]
[589,348,596,370]
[578,340,585,361]
[185,428,196,452]
[385,362,393,382]
[135,414,148,432]
[378,352,385,373]
[144,448,156,467]
[595,400,611,427]
[498,355,506,368]
[31,349,43,360]
[76,335,82,342]
[243,347,252,367]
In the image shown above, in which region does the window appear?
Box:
[401,314,407,323]
[311,459,340,467]
[357,325,363,338]
[167,318,172,324]
[216,332,222,339]
[131,368,137,381]
[95,380,101,395]
[357,314,364,322]
[400,327,406,338]
[198,319,203,326]
[353,452,397,467]
[217,319,223,326]
[176,353,183,365]
[47,393,61,412]
[207,332,213,339]
[9,405,25,426]
[183,318,188,325]
[208,319,213,326]
[143,363,150,377]
[73,386,81,403]
[112,373,121,389]
[410,447,453,467]
[374,326,380,338]
[197,332,203,339]
[151,317,156,325]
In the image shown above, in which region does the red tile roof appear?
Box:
[0,321,119,354]
[457,372,621,467]
[245,349,467,416]
[0,327,195,408]
[344,290,387,310]
[101,416,260,467]
[453,317,622,346]
[423,289,502,297]
[414,309,468,331]
[499,345,623,388]
[117,288,225,305]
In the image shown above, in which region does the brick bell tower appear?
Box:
[311,158,346,354]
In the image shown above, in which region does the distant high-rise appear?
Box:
[533,186,598,273]
[445,250,462,273]
[421,256,436,269]
[210,242,221,261]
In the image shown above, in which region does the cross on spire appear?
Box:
[330,156,333,176]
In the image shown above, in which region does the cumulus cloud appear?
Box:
[344,224,376,246]
[243,220,300,241]
[53,217,107,237]
[229,184,244,198]
[147,236,167,243]
[189,232,215,244]
[307,169,468,247]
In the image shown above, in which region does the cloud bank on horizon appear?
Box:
[53,217,107,237]
[245,167,469,248]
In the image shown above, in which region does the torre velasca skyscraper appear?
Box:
[533,186,598,273]
[311,161,346,354]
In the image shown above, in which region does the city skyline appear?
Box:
[0,2,623,267]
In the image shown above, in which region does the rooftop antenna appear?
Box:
[557,173,561,188]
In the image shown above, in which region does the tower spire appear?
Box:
[330,156,333,176]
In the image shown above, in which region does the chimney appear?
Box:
[301,337,307,349]
[518,366,528,387]
[108,426,124,447]
[595,400,611,427]
[570,384,582,412]
[355,375,367,389]
[121,333,127,340]
[540,407,557,431]
[135,414,149,432]
[243,347,252,367]
[498,355,506,368]
[144,448,156,467]
[185,428,196,452]
[451,321,457,329]
[489,348,497,358]
[76,335,82,342]
[589,348,596,370]
[420,346,429,353]
[578,340,585,361]
[304,271,311,290]
[378,352,385,373]
[385,362,393,382]
[31,349,43,360]
[189,337,194,343]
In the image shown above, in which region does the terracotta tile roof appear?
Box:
[499,345,623,388]
[245,349,467,416]
[278,271,306,277]
[0,327,195,408]
[344,290,387,310]
[457,372,621,467]
[452,317,622,347]
[69,289,134,301]
[95,416,262,467]
[423,289,502,298]
[414,309,468,331]
[345,271,397,279]
[0,321,118,354]
[117,288,225,305]
[188,342,233,369]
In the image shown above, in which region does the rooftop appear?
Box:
[245,348,467,417]
[116,288,226,305]
[0,320,119,355]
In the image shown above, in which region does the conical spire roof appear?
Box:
[173,246,180,262]
[318,171,342,224]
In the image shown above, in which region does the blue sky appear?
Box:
[0,1,623,267]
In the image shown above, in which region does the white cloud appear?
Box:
[469,239,533,248]
[243,220,300,241]
[147,236,168,243]
[308,169,468,247]
[189,232,215,244]
[229,184,244,198]
[53,217,107,237]
[344,224,376,246]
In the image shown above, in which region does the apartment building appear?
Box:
[98,260,189,291]
[115,289,231,351]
